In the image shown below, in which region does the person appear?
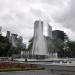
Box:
[25,58,27,62]
[11,57,13,61]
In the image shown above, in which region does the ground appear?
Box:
[0,70,58,75]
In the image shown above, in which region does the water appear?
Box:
[32,20,48,55]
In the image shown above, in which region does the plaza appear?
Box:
[0,70,58,75]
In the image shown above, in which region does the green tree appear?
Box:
[67,41,75,57]
[27,37,34,51]
[48,39,65,57]
[0,36,12,57]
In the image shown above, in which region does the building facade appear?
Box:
[52,30,65,41]
[11,34,18,47]
[0,26,2,35]
[6,31,10,41]
[47,24,52,39]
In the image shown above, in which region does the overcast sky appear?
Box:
[0,0,75,42]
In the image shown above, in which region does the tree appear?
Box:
[48,39,65,57]
[0,36,12,57]
[67,41,75,58]
[27,31,75,58]
[56,40,74,58]
[27,37,34,51]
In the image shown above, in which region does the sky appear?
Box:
[0,0,75,43]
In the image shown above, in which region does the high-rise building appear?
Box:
[0,26,2,35]
[11,34,18,47]
[17,36,23,48]
[47,24,52,39]
[22,43,26,49]
[6,31,10,41]
[52,30,65,41]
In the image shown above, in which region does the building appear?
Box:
[6,31,10,41]
[47,24,52,39]
[17,36,23,48]
[11,34,18,47]
[22,43,26,50]
[0,26,2,36]
[52,30,65,41]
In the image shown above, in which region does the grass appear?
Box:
[0,62,45,72]
[0,66,45,72]
[0,68,45,72]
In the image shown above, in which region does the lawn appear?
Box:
[0,62,44,72]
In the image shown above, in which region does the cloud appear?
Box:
[0,0,75,42]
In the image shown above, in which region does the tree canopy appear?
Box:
[27,32,75,58]
[0,35,12,56]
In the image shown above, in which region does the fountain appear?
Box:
[32,20,49,59]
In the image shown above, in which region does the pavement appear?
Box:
[0,70,59,75]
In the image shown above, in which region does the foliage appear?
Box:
[26,32,75,58]
[27,37,34,51]
[55,40,75,58]
[48,39,66,57]
[67,41,75,58]
[8,47,19,56]
[0,35,26,57]
[0,36,12,57]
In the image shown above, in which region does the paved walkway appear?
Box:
[0,70,58,75]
